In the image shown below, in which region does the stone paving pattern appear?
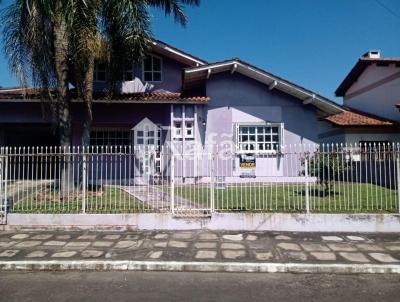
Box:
[0,230,400,264]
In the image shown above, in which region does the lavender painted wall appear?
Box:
[71,103,172,145]
[344,65,400,122]
[202,72,333,178]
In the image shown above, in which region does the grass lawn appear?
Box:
[11,187,150,214]
[174,182,399,213]
[9,182,399,214]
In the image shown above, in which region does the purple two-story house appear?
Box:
[0,40,398,182]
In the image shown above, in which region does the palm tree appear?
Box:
[2,0,200,194]
[2,0,74,147]
[78,0,201,146]
[2,0,200,147]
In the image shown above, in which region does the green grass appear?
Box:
[174,182,399,213]
[11,187,150,214]
[9,181,399,214]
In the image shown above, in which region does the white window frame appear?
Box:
[94,63,106,83]
[117,64,134,81]
[90,127,131,147]
[185,121,194,139]
[171,105,196,140]
[234,122,284,154]
[173,121,183,139]
[142,54,163,83]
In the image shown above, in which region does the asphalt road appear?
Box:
[0,271,399,302]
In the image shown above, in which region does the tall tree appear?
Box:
[2,0,201,147]
[79,0,201,146]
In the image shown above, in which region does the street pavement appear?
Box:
[0,271,399,302]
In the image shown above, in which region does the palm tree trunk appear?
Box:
[82,57,94,147]
[53,5,71,147]
[53,1,73,195]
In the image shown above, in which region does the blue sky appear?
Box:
[1,0,400,103]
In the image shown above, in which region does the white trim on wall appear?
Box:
[234,122,284,154]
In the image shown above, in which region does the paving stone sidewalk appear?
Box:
[0,230,400,265]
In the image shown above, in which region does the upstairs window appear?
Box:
[116,65,134,81]
[143,55,162,82]
[94,63,106,82]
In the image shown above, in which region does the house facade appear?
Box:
[0,41,399,182]
[332,50,400,143]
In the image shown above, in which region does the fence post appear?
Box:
[0,150,3,210]
[4,149,8,222]
[170,152,175,214]
[305,157,310,214]
[210,152,215,213]
[396,151,400,214]
[82,148,87,214]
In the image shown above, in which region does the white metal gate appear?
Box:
[0,155,7,224]
[171,151,214,217]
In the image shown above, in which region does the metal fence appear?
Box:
[0,143,399,217]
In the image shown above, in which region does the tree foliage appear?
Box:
[1,0,200,145]
[300,148,351,195]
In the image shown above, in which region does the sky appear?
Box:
[1,0,400,103]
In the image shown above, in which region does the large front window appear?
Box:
[236,123,283,153]
[90,128,131,147]
[143,55,162,82]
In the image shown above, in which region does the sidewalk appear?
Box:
[1,230,400,273]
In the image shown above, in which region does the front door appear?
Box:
[133,118,162,180]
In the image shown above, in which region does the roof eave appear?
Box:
[185,60,343,115]
[149,40,207,67]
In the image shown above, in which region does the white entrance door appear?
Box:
[133,118,162,178]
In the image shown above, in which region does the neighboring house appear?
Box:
[0,40,399,181]
[332,50,400,143]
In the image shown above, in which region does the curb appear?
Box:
[1,260,400,274]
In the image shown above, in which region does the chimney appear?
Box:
[363,50,381,59]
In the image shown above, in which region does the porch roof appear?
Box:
[0,88,209,104]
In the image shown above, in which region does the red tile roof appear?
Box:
[90,91,209,103]
[335,57,400,97]
[0,88,209,104]
[324,108,396,126]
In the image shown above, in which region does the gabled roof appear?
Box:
[149,39,207,67]
[184,59,344,115]
[324,107,397,127]
[0,88,209,104]
[335,57,400,97]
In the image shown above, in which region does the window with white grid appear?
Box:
[116,65,134,81]
[143,55,162,82]
[90,128,131,147]
[236,123,283,153]
[172,105,195,140]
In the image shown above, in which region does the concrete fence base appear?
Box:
[2,213,400,233]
